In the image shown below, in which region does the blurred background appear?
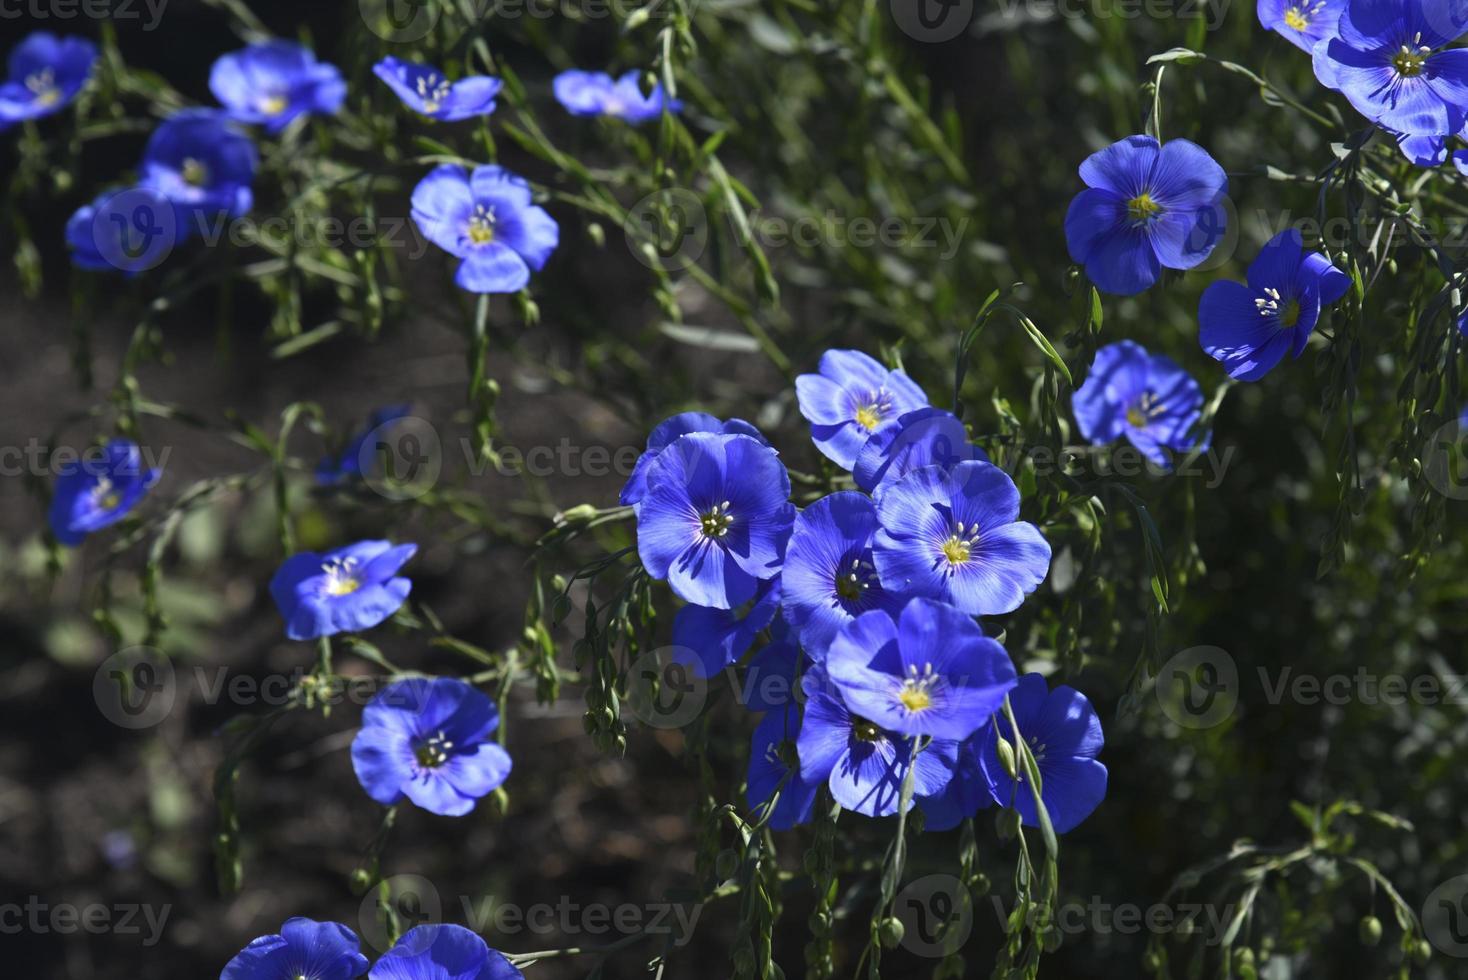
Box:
[2,0,1466,977]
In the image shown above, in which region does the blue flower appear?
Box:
[1312,0,1468,153]
[351,678,512,818]
[1199,229,1352,381]
[825,598,1017,741]
[374,56,502,121]
[796,665,958,817]
[210,41,346,134]
[795,349,929,470]
[369,924,522,980]
[780,492,906,659]
[671,578,782,679]
[317,404,414,485]
[139,109,256,235]
[916,734,993,832]
[621,412,768,507]
[270,540,416,640]
[1072,340,1206,466]
[746,706,821,831]
[852,407,988,499]
[410,164,559,293]
[976,673,1107,834]
[636,432,795,609]
[1064,135,1228,295]
[552,69,681,124]
[48,439,160,547]
[65,187,177,276]
[0,32,96,131]
[1258,0,1345,51]
[872,461,1050,617]
[222,917,369,980]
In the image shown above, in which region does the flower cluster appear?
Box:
[1309,0,1468,166]
[41,37,353,272]
[10,28,670,294]
[628,349,1107,833]
[266,542,514,818]
[222,920,522,980]
[1064,128,1354,464]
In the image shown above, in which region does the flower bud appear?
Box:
[878,917,904,949]
[996,736,1018,779]
[1358,916,1381,946]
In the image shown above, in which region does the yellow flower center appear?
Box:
[466,203,496,245]
[1283,6,1309,29]
[1127,391,1162,428]
[855,405,883,430]
[1393,41,1429,78]
[835,557,871,601]
[940,522,979,567]
[89,475,121,510]
[181,158,210,188]
[899,688,931,711]
[898,663,938,713]
[1126,192,1162,224]
[26,70,59,106]
[258,93,289,116]
[415,731,454,768]
[700,501,733,539]
[1255,288,1301,329]
[415,74,452,113]
[321,556,362,596]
